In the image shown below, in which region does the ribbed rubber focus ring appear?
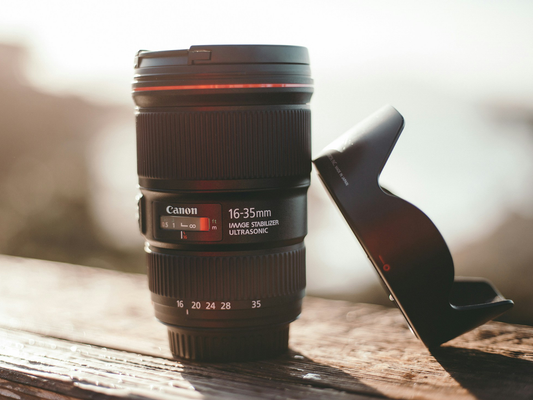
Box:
[136,108,311,181]
[147,246,306,301]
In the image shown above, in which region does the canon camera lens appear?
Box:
[132,45,313,361]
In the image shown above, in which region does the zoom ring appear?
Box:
[136,108,311,180]
[147,246,306,301]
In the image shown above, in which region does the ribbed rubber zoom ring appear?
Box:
[136,108,311,181]
[167,324,289,362]
[147,246,306,301]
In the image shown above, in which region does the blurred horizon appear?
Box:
[1,1,532,324]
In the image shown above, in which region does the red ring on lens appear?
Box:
[133,83,313,92]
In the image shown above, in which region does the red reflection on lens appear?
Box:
[133,83,313,92]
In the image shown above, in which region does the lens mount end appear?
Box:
[167,324,290,362]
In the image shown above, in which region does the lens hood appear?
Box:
[313,105,513,347]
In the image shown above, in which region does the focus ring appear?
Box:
[147,246,306,301]
[136,108,311,180]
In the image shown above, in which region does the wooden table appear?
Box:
[0,255,531,399]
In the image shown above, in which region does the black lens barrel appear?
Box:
[133,45,312,362]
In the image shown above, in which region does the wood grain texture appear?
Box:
[0,255,532,399]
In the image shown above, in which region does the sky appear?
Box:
[1,0,532,293]
[1,1,532,107]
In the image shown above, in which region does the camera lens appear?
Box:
[132,45,313,361]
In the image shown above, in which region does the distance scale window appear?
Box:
[161,216,210,232]
[155,203,222,242]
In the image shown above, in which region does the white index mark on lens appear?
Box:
[186,309,189,315]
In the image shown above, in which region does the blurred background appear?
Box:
[1,1,532,324]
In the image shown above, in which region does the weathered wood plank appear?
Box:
[0,375,112,400]
[0,327,377,400]
[0,255,532,399]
